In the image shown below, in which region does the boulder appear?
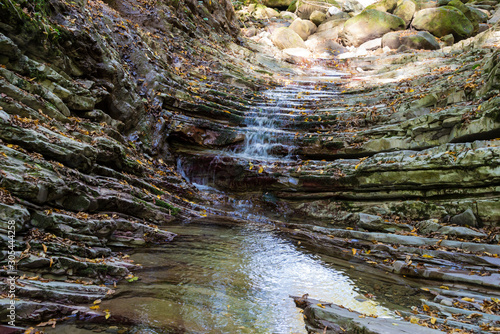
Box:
[468,6,489,23]
[280,11,298,20]
[414,0,439,9]
[382,30,440,50]
[317,18,347,33]
[440,33,454,45]
[310,10,328,25]
[296,0,340,19]
[446,0,478,32]
[282,47,313,63]
[271,27,308,49]
[393,0,416,25]
[290,18,318,40]
[262,0,295,8]
[340,9,406,46]
[450,208,478,227]
[412,7,474,40]
[359,37,383,50]
[336,0,365,13]
[305,36,348,54]
[365,0,398,12]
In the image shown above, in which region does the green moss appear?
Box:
[156,199,180,215]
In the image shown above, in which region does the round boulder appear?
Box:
[271,27,308,49]
[262,0,295,8]
[296,0,340,19]
[340,9,406,46]
[412,6,474,40]
[290,18,318,40]
[365,0,398,13]
[310,10,328,25]
[382,30,440,50]
[393,0,416,26]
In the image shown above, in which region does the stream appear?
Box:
[46,69,425,333]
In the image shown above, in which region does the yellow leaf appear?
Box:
[430,317,436,325]
[89,305,100,310]
[422,254,434,258]
[410,317,419,324]
[93,299,102,304]
[439,286,449,290]
[42,244,47,253]
[105,312,111,319]
[258,166,264,173]
[352,249,357,255]
[421,288,430,292]
[423,304,430,312]
[461,297,475,302]
[49,258,53,267]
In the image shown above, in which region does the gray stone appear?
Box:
[450,208,478,227]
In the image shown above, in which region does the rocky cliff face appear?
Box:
[1,0,500,331]
[0,0,282,326]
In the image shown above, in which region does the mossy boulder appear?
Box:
[310,10,328,25]
[365,0,399,13]
[393,0,417,25]
[271,27,307,49]
[382,30,440,50]
[412,6,474,40]
[446,0,478,33]
[262,0,295,8]
[290,18,318,40]
[340,9,406,46]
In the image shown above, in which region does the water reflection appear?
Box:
[97,224,391,333]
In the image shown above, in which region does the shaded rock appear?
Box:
[0,202,30,232]
[441,33,455,45]
[357,213,412,232]
[469,6,489,23]
[416,219,442,234]
[447,0,479,32]
[290,18,318,40]
[317,18,348,33]
[450,208,478,227]
[393,0,417,25]
[242,27,258,37]
[412,7,474,40]
[310,10,328,25]
[271,27,308,49]
[477,23,489,33]
[438,226,487,239]
[382,30,440,50]
[340,9,406,46]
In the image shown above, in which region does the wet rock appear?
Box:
[340,9,406,46]
[290,18,318,40]
[336,0,365,13]
[292,296,445,333]
[271,27,307,49]
[412,7,474,40]
[382,30,440,50]
[450,208,478,227]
